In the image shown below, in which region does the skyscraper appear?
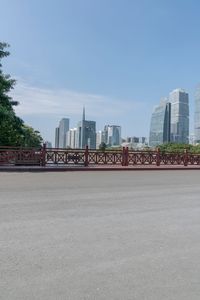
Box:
[58,118,70,148]
[194,84,200,143]
[96,130,105,149]
[169,89,189,144]
[55,127,59,148]
[77,108,96,149]
[149,99,171,147]
[66,128,77,149]
[104,125,121,146]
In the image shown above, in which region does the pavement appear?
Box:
[1,171,200,300]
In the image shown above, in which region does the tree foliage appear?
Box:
[158,142,200,154]
[98,142,107,151]
[21,125,43,147]
[0,42,43,147]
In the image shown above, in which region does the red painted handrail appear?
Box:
[1,146,200,166]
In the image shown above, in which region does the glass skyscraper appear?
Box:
[169,89,189,144]
[55,127,59,148]
[77,108,96,149]
[58,118,70,148]
[194,84,200,143]
[149,99,171,147]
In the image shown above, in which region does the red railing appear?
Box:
[0,146,42,166]
[1,145,200,167]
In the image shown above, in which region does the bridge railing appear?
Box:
[0,146,42,166]
[45,147,86,165]
[1,146,200,166]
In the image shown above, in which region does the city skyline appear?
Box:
[55,108,124,149]
[1,1,200,143]
[12,84,197,147]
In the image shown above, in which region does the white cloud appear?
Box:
[11,80,143,119]
[9,79,150,142]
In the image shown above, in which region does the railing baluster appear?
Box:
[84,146,89,167]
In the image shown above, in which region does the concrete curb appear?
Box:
[1,166,200,172]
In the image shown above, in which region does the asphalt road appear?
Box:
[0,171,200,300]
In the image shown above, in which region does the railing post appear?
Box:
[156,147,160,166]
[126,147,129,166]
[122,147,125,166]
[184,149,188,166]
[84,145,89,167]
[41,143,46,166]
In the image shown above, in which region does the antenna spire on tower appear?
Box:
[83,106,85,121]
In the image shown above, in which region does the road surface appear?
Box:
[0,171,200,299]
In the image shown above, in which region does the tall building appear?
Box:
[104,125,121,146]
[55,127,59,148]
[66,128,77,149]
[96,130,105,149]
[194,84,200,143]
[149,99,171,147]
[169,89,189,144]
[77,108,96,149]
[58,118,70,148]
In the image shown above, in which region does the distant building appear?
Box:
[58,118,70,148]
[66,128,77,149]
[125,136,147,149]
[189,133,195,145]
[194,84,200,143]
[77,108,96,149]
[55,118,70,148]
[96,131,105,149]
[55,127,59,148]
[169,88,189,144]
[45,141,52,148]
[126,136,139,144]
[149,99,171,147]
[139,137,147,144]
[104,125,121,146]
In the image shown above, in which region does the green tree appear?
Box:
[0,42,43,147]
[20,125,43,148]
[98,142,107,151]
[157,142,200,154]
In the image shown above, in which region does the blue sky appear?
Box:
[1,0,200,144]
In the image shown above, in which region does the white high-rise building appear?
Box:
[66,128,77,149]
[169,89,189,144]
[58,118,70,148]
[96,131,105,149]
